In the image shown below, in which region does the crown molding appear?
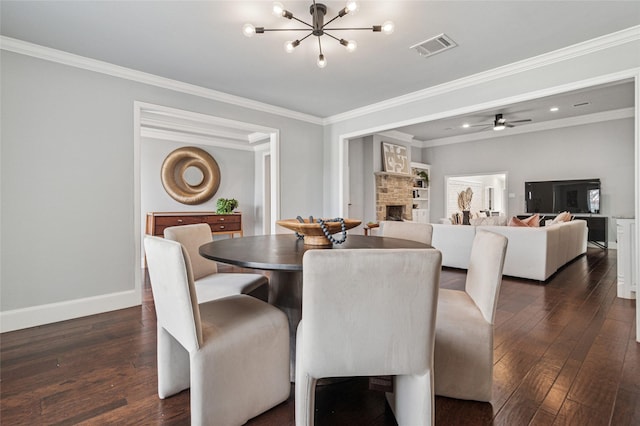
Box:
[324,25,640,125]
[0,36,324,126]
[140,127,269,152]
[377,130,416,143]
[2,24,638,129]
[413,107,635,148]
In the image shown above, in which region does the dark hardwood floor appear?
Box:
[1,248,638,425]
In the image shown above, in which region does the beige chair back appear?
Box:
[144,236,202,351]
[380,221,433,246]
[301,248,441,378]
[164,223,217,280]
[465,230,508,323]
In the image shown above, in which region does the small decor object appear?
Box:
[216,198,238,214]
[276,217,361,247]
[382,142,410,174]
[417,170,429,187]
[161,147,220,205]
[457,187,474,225]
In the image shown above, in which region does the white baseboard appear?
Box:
[0,290,141,333]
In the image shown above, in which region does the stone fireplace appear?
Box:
[386,205,405,221]
[374,172,414,222]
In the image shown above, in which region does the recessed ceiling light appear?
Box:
[462,123,470,128]
[550,106,559,112]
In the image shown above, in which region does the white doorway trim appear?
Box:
[133,101,281,278]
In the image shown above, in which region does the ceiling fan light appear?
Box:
[381,21,395,34]
[242,23,256,37]
[493,124,506,131]
[317,54,327,68]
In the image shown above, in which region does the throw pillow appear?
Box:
[522,214,540,227]
[551,211,571,224]
[508,217,529,227]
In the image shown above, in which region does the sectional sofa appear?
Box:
[431,220,588,281]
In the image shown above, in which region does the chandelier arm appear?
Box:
[299,32,313,43]
[291,16,313,28]
[324,27,379,31]
[323,32,341,42]
[260,28,314,32]
[322,14,344,28]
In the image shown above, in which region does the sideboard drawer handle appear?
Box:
[220,218,225,221]
[177,219,183,223]
[220,225,225,229]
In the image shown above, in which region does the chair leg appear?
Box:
[156,327,190,399]
[385,371,434,426]
[295,370,318,426]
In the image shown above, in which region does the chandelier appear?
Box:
[243,1,394,68]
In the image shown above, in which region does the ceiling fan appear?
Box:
[470,113,532,131]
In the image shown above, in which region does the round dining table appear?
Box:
[199,233,432,380]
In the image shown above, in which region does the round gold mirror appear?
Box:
[161,147,220,205]
[183,165,205,187]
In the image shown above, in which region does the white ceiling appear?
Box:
[395,79,636,144]
[1,0,639,122]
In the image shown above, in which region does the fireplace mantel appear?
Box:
[374,171,414,180]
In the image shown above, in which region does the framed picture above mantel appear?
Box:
[382,142,410,175]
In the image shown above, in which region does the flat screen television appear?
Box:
[525,179,600,214]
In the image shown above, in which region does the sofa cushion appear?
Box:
[470,216,507,226]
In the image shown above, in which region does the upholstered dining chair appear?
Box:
[380,221,434,245]
[164,223,268,302]
[143,236,290,426]
[296,248,442,426]
[434,230,508,402]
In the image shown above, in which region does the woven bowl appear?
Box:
[276,218,362,247]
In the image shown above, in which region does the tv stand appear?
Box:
[518,214,608,249]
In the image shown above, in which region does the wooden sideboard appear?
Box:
[146,212,243,238]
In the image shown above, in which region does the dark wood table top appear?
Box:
[199,234,431,272]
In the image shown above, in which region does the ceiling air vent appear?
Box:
[410,33,457,58]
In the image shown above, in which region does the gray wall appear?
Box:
[423,118,635,241]
[1,50,323,323]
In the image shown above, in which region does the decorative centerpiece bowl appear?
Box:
[276,218,362,247]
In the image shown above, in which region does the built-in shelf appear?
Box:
[410,162,431,224]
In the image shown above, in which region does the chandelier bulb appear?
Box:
[272,2,284,16]
[317,54,327,68]
[381,21,395,34]
[284,40,300,53]
[242,23,256,37]
[345,1,359,14]
[340,39,357,52]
